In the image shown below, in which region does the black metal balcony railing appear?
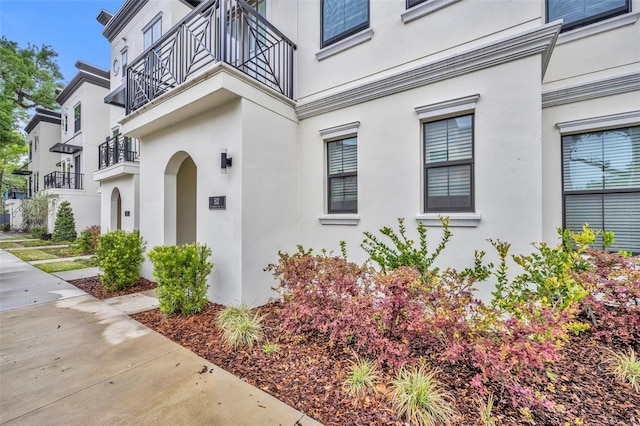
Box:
[98,134,140,169]
[126,0,296,114]
[44,172,84,190]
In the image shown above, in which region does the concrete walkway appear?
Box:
[0,249,321,425]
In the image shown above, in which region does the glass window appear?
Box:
[144,18,162,50]
[64,114,68,133]
[424,115,474,212]
[407,0,427,8]
[562,126,640,253]
[327,137,358,213]
[121,49,128,76]
[322,0,369,48]
[547,0,630,31]
[74,104,81,133]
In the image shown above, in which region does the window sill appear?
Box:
[316,29,374,61]
[557,12,640,45]
[319,214,360,225]
[401,0,462,24]
[416,212,482,227]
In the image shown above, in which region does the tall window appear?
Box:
[121,48,128,77]
[64,114,68,133]
[327,137,358,213]
[143,17,162,50]
[74,104,81,133]
[562,126,639,253]
[547,0,630,31]
[322,0,369,48]
[424,115,474,212]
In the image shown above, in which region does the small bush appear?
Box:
[96,230,146,292]
[361,217,451,282]
[30,226,46,239]
[1,223,11,232]
[388,364,457,426]
[53,201,76,242]
[216,303,263,348]
[604,348,640,392]
[76,225,101,254]
[148,243,212,316]
[344,356,380,396]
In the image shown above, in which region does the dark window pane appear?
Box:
[407,0,427,8]
[426,165,472,211]
[548,0,629,30]
[322,0,368,46]
[328,137,357,213]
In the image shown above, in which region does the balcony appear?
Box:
[98,134,140,169]
[126,0,295,114]
[44,172,84,190]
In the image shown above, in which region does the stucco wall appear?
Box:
[98,174,140,233]
[297,56,544,300]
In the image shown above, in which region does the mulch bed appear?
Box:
[67,276,157,299]
[131,301,640,425]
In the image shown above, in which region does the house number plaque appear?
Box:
[209,196,226,210]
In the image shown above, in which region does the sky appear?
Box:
[0,0,123,84]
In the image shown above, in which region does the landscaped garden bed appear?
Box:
[131,301,639,425]
[66,223,639,425]
[68,276,156,299]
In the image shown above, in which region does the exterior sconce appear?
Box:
[221,149,232,174]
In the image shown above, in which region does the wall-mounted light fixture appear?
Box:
[221,149,232,174]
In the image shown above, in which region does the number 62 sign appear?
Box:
[209,196,226,210]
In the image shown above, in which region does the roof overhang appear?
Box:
[50,143,83,154]
[105,83,126,108]
[12,169,32,176]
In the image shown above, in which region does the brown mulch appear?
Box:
[131,301,640,425]
[67,276,157,299]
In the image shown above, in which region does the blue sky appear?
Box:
[1,0,123,84]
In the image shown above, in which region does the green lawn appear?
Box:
[0,241,21,249]
[19,239,73,247]
[35,261,88,273]
[41,246,79,258]
[11,249,59,262]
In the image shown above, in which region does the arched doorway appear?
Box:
[164,152,197,245]
[110,187,122,230]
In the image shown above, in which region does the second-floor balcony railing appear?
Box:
[44,172,83,190]
[98,134,140,169]
[126,0,296,114]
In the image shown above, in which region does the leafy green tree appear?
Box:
[0,37,63,209]
[53,201,76,241]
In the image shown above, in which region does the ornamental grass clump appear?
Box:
[604,348,640,392]
[148,243,213,316]
[216,303,264,348]
[343,356,380,396]
[96,230,146,292]
[387,363,457,426]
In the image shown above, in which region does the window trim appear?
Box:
[546,0,631,32]
[320,121,360,216]
[73,103,81,133]
[402,0,462,24]
[416,95,479,215]
[423,115,475,213]
[321,0,370,48]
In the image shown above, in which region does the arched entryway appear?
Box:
[110,187,122,230]
[164,152,197,245]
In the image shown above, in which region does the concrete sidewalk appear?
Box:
[0,250,321,425]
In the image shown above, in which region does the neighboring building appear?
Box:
[46,61,110,233]
[97,0,638,305]
[24,108,62,198]
[5,108,62,230]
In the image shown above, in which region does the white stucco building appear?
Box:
[95,0,639,305]
[44,61,110,233]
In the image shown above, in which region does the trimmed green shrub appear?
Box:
[30,226,46,240]
[95,230,146,292]
[76,225,101,254]
[53,201,76,242]
[148,243,213,316]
